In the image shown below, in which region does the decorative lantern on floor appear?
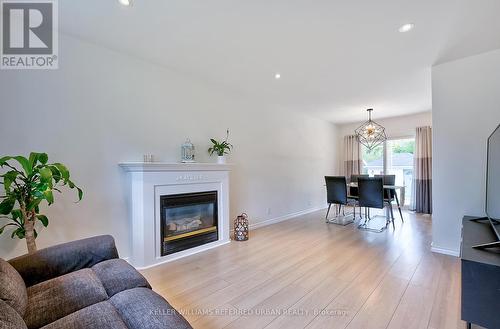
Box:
[181,138,195,163]
[234,213,249,241]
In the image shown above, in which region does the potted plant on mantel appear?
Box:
[0,153,82,254]
[208,129,233,164]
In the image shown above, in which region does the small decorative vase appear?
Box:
[234,213,249,241]
[217,155,226,164]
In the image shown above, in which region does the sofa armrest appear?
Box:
[8,235,119,287]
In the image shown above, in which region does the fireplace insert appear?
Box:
[160,191,218,256]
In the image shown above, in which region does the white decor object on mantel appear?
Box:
[119,162,232,269]
[217,155,226,164]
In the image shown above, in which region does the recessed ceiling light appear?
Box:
[398,23,414,33]
[274,73,281,79]
[118,0,132,6]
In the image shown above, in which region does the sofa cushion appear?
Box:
[0,299,28,329]
[0,258,27,316]
[110,287,192,329]
[92,259,150,297]
[40,301,128,329]
[9,235,119,288]
[24,268,108,329]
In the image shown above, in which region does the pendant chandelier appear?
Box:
[355,109,387,150]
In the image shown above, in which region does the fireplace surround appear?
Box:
[120,162,231,269]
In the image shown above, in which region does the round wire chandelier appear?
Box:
[355,109,387,150]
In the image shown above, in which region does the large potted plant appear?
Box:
[208,129,233,164]
[0,153,82,254]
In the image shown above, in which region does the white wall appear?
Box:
[0,35,338,260]
[432,49,500,255]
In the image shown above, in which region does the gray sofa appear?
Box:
[0,235,192,329]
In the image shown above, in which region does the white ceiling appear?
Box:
[59,0,500,123]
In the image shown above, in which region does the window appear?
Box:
[361,144,384,176]
[361,138,415,206]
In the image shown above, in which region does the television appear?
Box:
[472,124,500,249]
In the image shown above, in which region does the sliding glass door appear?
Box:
[361,144,384,175]
[361,138,415,206]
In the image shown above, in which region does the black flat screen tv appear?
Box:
[472,124,500,249]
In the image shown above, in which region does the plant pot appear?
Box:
[217,156,227,164]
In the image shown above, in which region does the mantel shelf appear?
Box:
[119,162,233,172]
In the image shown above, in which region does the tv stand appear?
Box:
[469,217,500,249]
[470,216,500,224]
[461,216,500,329]
[472,240,500,249]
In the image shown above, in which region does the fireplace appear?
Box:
[120,162,230,268]
[160,191,218,256]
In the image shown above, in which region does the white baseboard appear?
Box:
[430,243,460,257]
[249,206,327,230]
[133,240,231,270]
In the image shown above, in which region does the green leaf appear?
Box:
[11,209,21,220]
[2,170,19,191]
[39,167,52,183]
[29,153,38,167]
[0,223,17,235]
[66,180,83,201]
[48,166,61,183]
[12,227,25,239]
[76,187,83,201]
[13,156,32,175]
[0,198,15,215]
[43,190,54,204]
[210,139,218,145]
[0,156,12,166]
[38,153,48,165]
[11,209,23,224]
[53,163,69,181]
[36,215,49,227]
[29,152,49,167]
[26,198,42,211]
[33,190,44,200]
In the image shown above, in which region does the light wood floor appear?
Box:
[142,209,469,329]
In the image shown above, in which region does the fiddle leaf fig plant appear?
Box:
[208,129,233,156]
[0,153,82,254]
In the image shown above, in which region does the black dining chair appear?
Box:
[349,174,368,198]
[375,174,404,222]
[349,174,368,219]
[357,176,395,232]
[325,176,357,225]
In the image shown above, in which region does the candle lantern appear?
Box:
[181,139,195,163]
[234,213,249,241]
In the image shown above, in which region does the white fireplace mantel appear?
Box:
[119,162,232,269]
[119,162,233,172]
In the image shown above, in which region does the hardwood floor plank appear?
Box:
[427,256,464,329]
[386,253,444,329]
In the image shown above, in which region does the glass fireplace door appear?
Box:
[160,191,218,256]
